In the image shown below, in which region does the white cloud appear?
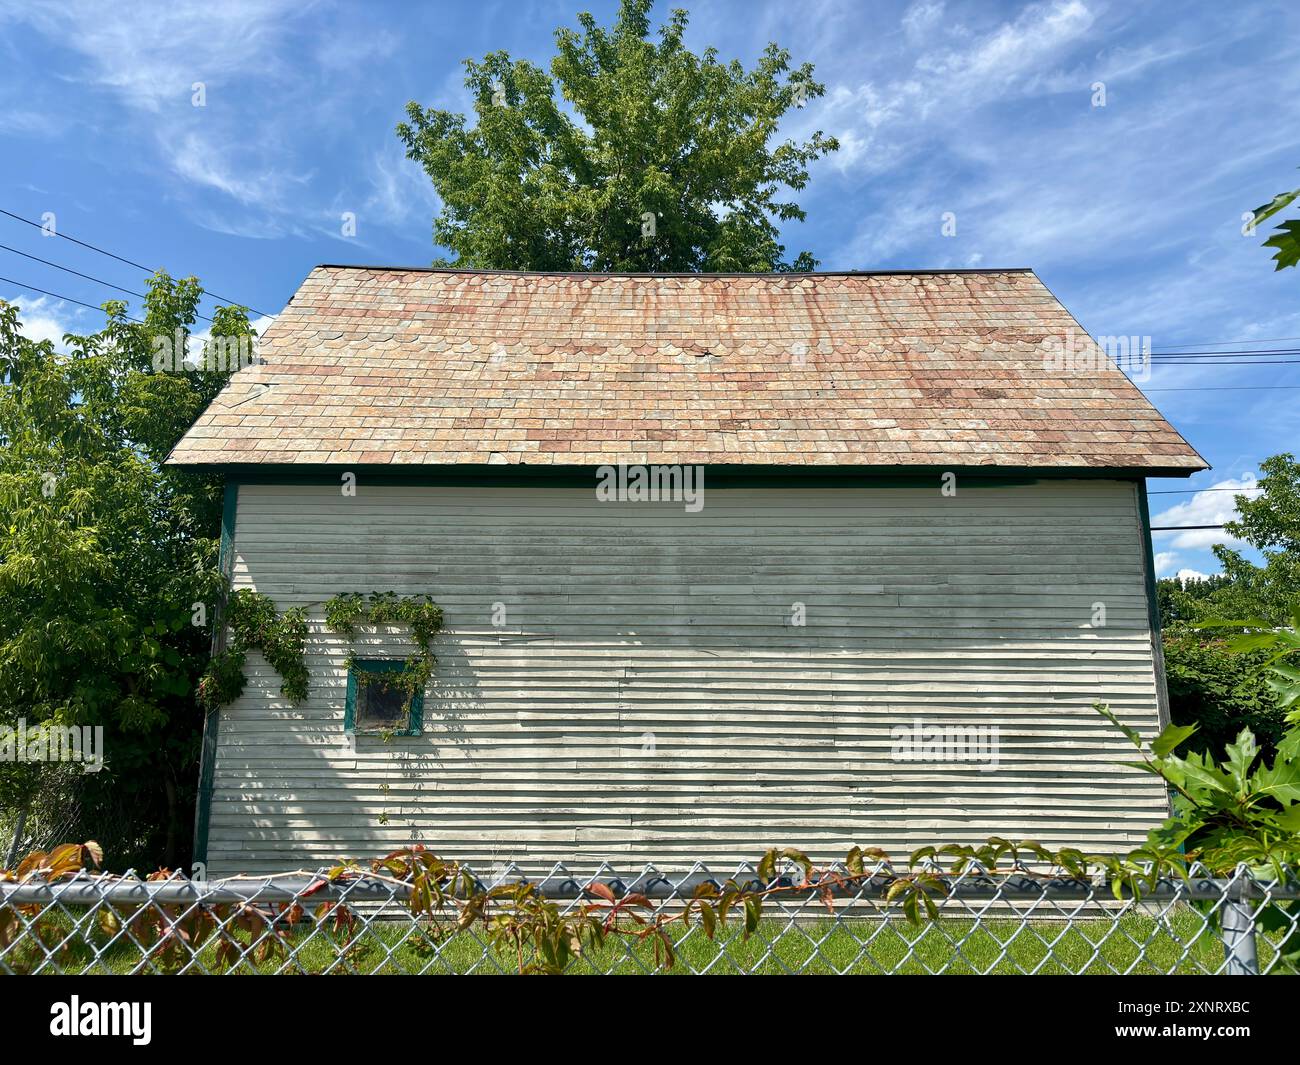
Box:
[809,0,1291,298]
[1152,475,1259,551]
[1175,568,1211,582]
[1021,39,1206,97]
[807,2,1104,258]
[1,294,88,352]
[1154,551,1180,575]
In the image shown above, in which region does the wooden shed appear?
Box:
[169,266,1206,875]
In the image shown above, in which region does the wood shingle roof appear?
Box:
[167,265,1206,473]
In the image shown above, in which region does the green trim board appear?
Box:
[175,462,1199,489]
[345,659,425,736]
[1138,480,1173,728]
[1137,479,1175,819]
[192,479,238,868]
[217,480,239,573]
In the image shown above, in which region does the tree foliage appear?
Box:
[0,278,252,868]
[1156,453,1299,758]
[1196,608,1300,718]
[397,0,838,272]
[1163,632,1289,760]
[1158,455,1300,628]
[1249,177,1300,271]
[1094,705,1299,961]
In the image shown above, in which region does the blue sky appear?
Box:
[1,0,1296,578]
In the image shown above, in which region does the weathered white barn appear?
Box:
[169,266,1206,875]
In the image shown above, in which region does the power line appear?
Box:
[1149,356,1300,364]
[1147,487,1261,495]
[1148,336,1300,349]
[1143,385,1300,391]
[0,241,216,324]
[1150,524,1227,531]
[2,249,1293,391]
[0,208,269,316]
[0,275,144,324]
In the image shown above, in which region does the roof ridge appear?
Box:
[311,264,1036,279]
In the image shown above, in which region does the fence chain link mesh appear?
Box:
[2,861,1297,975]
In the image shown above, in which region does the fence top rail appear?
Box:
[3,865,1298,906]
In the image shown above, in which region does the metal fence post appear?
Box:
[1221,875,1259,975]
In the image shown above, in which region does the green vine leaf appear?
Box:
[196,589,308,708]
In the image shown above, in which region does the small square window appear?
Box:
[345,660,424,736]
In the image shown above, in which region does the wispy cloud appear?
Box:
[0,0,427,242]
[0,0,306,114]
[359,143,442,233]
[901,1,947,44]
[911,0,1095,102]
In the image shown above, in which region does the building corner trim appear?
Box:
[192,479,238,867]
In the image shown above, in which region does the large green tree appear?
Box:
[397,0,838,271]
[0,278,251,869]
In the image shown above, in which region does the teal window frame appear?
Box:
[344,660,424,736]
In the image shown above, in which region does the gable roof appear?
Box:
[167,265,1205,474]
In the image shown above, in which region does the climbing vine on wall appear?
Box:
[322,592,442,831]
[197,589,309,710]
[323,592,443,708]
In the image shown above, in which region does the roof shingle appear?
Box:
[167,266,1206,472]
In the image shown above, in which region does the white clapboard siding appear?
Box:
[206,480,1169,875]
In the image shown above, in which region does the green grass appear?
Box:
[7,906,1291,975]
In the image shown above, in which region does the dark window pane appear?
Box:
[358,675,409,730]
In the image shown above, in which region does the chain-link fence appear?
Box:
[2,860,1297,975]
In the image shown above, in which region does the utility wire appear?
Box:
[1147,487,1261,495]
[1148,336,1300,349]
[0,275,144,324]
[0,241,216,324]
[0,208,269,316]
[0,220,1285,346]
[2,247,1295,388]
[1141,359,1300,365]
[1149,356,1300,364]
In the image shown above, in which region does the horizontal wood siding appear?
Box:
[207,480,1168,874]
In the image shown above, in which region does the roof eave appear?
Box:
[165,459,1209,483]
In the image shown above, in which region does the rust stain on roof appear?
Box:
[167,266,1206,472]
